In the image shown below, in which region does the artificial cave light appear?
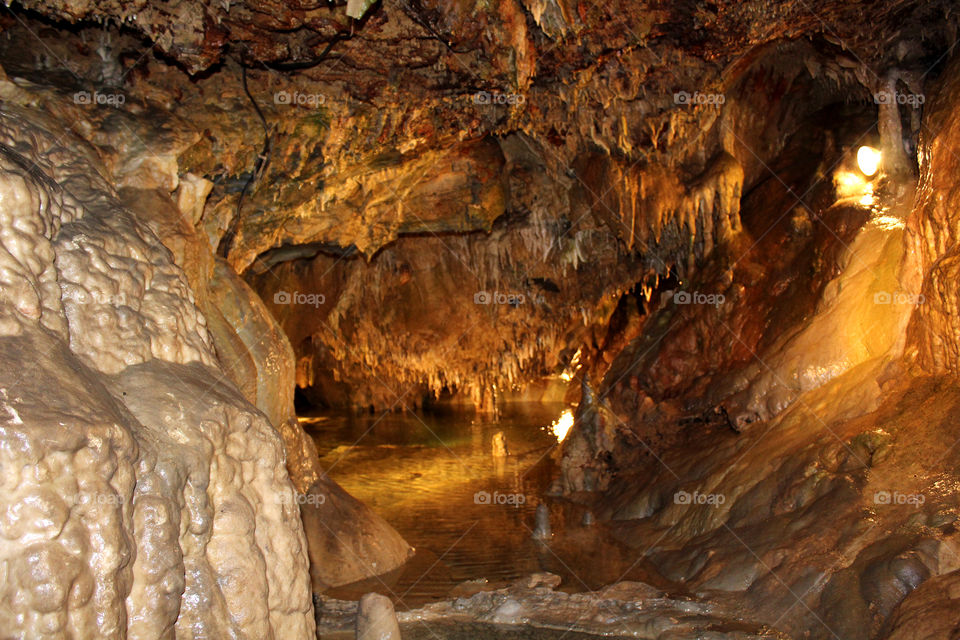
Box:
[857,145,882,177]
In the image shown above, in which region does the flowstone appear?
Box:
[0,101,314,637]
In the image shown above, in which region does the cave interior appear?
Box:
[1,0,960,639]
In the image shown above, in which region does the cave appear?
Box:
[1,0,960,638]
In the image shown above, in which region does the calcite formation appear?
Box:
[0,100,314,636]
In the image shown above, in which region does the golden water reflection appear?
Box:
[301,404,663,609]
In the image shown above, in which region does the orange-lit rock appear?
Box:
[0,1,959,638]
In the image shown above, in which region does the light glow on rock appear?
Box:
[548,409,575,442]
[835,170,875,206]
[560,348,582,381]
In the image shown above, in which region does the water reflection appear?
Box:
[301,403,665,609]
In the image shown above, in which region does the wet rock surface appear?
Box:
[317,576,788,639]
[591,371,960,639]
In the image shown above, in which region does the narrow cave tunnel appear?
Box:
[3,1,960,639]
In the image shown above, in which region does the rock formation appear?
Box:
[0,100,314,637]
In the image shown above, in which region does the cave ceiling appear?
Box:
[8,0,956,268]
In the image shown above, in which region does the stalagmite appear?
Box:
[492,431,509,457]
[532,503,552,539]
[356,593,402,640]
[0,104,314,638]
[876,72,913,176]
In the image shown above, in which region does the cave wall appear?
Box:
[907,53,960,376]
[546,48,960,640]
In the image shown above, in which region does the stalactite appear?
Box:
[609,153,744,269]
[272,170,645,411]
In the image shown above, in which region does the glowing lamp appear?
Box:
[857,146,881,177]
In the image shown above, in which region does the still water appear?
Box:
[300,403,662,610]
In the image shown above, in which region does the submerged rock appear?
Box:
[301,476,414,590]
